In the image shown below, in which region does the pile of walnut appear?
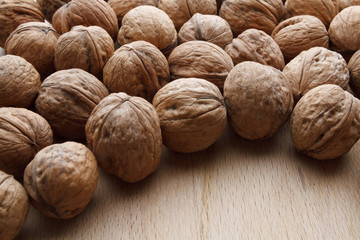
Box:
[1,0,360,238]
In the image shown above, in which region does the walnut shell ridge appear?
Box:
[85,92,162,183]
[290,84,360,160]
[37,0,71,22]
[348,50,360,97]
[24,142,99,219]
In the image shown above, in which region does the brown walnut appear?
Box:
[24,142,99,219]
[85,92,162,183]
[219,0,283,36]
[348,50,360,97]
[0,171,29,240]
[0,108,53,179]
[52,0,118,40]
[158,0,217,31]
[35,69,109,140]
[0,55,41,108]
[283,47,349,102]
[118,6,177,57]
[5,22,60,80]
[272,15,329,62]
[178,13,233,49]
[153,78,227,153]
[290,84,360,160]
[0,0,44,47]
[54,25,114,80]
[224,61,293,140]
[37,0,71,22]
[103,41,170,102]
[168,41,234,91]
[225,28,285,70]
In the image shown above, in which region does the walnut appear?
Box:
[178,13,233,49]
[347,50,360,97]
[224,61,293,140]
[108,0,157,26]
[118,6,177,57]
[52,0,118,40]
[225,28,285,70]
[168,41,234,91]
[5,22,60,80]
[0,55,41,108]
[103,41,169,102]
[54,25,114,80]
[37,0,71,22]
[272,15,329,62]
[158,0,217,31]
[290,84,360,160]
[85,92,162,183]
[0,0,44,47]
[24,142,98,219]
[0,171,29,240]
[219,0,283,37]
[153,78,227,153]
[35,69,109,140]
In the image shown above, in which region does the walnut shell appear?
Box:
[219,0,283,36]
[0,171,29,240]
[328,6,360,54]
[224,61,294,140]
[225,28,285,70]
[168,41,234,91]
[153,78,227,153]
[103,41,170,102]
[52,0,118,40]
[178,13,233,49]
[118,6,177,57]
[24,142,98,219]
[37,0,71,22]
[54,25,114,80]
[85,92,162,183]
[348,50,360,97]
[0,55,41,108]
[0,108,53,179]
[35,69,109,140]
[158,0,217,31]
[0,0,44,47]
[272,15,329,62]
[290,84,360,160]
[5,22,60,80]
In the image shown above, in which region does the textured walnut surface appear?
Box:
[168,41,234,90]
[54,25,114,80]
[290,84,360,160]
[37,0,71,22]
[0,55,41,108]
[24,142,98,219]
[153,78,227,153]
[103,41,169,102]
[224,61,293,140]
[0,108,53,179]
[283,47,349,102]
[85,92,162,183]
[5,22,60,79]
[348,50,360,97]
[178,13,233,49]
[0,171,29,240]
[225,28,285,70]
[35,69,109,140]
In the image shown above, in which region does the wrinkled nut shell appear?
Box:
[290,84,360,160]
[103,41,169,102]
[35,69,109,140]
[224,61,294,140]
[0,108,53,179]
[37,0,71,22]
[225,28,285,70]
[85,92,162,183]
[54,25,114,80]
[5,22,60,79]
[283,47,349,102]
[0,55,41,108]
[0,171,29,240]
[153,78,227,153]
[24,142,98,219]
[168,41,234,91]
[348,50,360,97]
